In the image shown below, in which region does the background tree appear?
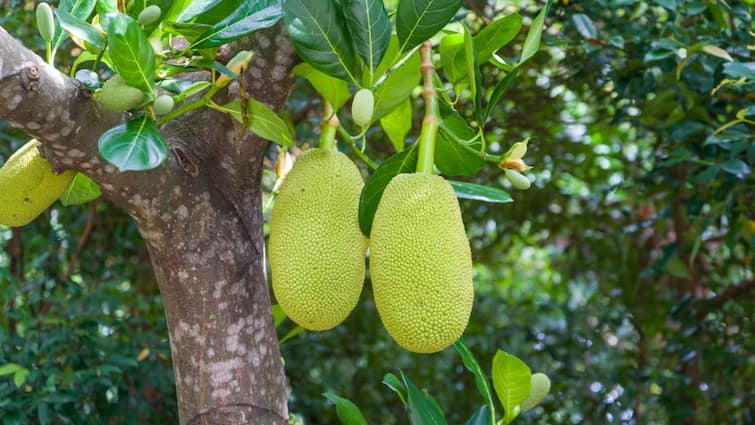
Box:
[1,0,752,424]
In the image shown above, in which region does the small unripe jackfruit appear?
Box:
[269,149,367,331]
[95,75,146,112]
[370,173,473,353]
[351,88,374,127]
[0,140,75,227]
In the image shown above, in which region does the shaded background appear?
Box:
[1,0,752,424]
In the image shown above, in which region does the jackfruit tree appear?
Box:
[0,0,558,423]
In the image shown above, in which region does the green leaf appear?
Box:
[520,373,551,412]
[191,0,282,48]
[396,0,462,53]
[98,116,168,171]
[449,181,512,203]
[453,340,494,412]
[52,0,98,53]
[13,369,29,388]
[484,68,518,119]
[0,363,24,376]
[293,63,351,111]
[382,373,407,406]
[439,33,465,83]
[436,103,484,176]
[176,0,224,23]
[272,304,287,327]
[56,8,106,52]
[323,392,368,425]
[701,45,733,62]
[722,62,755,80]
[283,0,358,82]
[342,0,391,76]
[60,173,102,206]
[279,325,305,343]
[464,405,492,425]
[105,13,156,93]
[720,159,750,177]
[372,51,421,121]
[474,13,522,63]
[402,372,449,425]
[519,1,550,64]
[462,23,483,123]
[491,350,532,422]
[380,99,412,152]
[358,145,418,236]
[216,99,294,147]
[655,0,677,10]
[572,13,597,40]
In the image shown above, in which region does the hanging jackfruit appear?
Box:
[269,148,367,331]
[369,173,473,353]
[0,139,75,227]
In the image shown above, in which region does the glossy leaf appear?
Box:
[474,13,522,63]
[60,173,102,206]
[396,0,462,53]
[722,62,755,80]
[436,104,484,176]
[454,340,495,412]
[105,13,156,93]
[380,99,412,152]
[98,117,168,172]
[464,405,492,425]
[52,0,98,52]
[382,373,407,406]
[520,1,550,64]
[56,8,105,52]
[449,181,512,203]
[342,0,391,75]
[323,392,368,425]
[176,0,224,23]
[520,373,551,412]
[358,145,418,236]
[439,33,465,83]
[283,0,357,82]
[191,0,282,48]
[485,68,518,119]
[491,350,531,422]
[572,13,597,40]
[720,159,750,177]
[401,372,449,425]
[216,99,293,147]
[372,51,421,120]
[293,63,351,112]
[463,23,483,122]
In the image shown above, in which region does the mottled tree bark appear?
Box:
[0,25,297,424]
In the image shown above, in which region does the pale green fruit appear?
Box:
[137,5,162,26]
[153,95,174,115]
[36,3,54,43]
[369,173,473,353]
[351,88,374,127]
[94,75,146,112]
[505,168,531,190]
[0,140,75,227]
[269,149,367,331]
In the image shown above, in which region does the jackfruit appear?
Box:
[369,173,473,353]
[0,139,75,227]
[269,148,367,331]
[94,75,146,112]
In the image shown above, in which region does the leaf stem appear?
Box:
[416,41,438,175]
[319,101,338,151]
[336,125,378,170]
[156,85,219,125]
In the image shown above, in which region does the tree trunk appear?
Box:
[0,25,297,424]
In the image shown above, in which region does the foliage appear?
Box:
[1,0,753,424]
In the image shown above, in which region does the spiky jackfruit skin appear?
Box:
[370,173,473,353]
[270,149,367,331]
[0,140,75,227]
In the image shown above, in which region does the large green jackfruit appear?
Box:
[269,148,368,331]
[0,140,75,227]
[370,173,473,353]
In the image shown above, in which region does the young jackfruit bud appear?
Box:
[153,95,174,115]
[137,5,162,26]
[36,3,55,43]
[505,168,531,190]
[351,88,374,127]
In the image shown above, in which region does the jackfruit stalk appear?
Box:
[0,139,75,227]
[269,149,367,331]
[369,173,473,353]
